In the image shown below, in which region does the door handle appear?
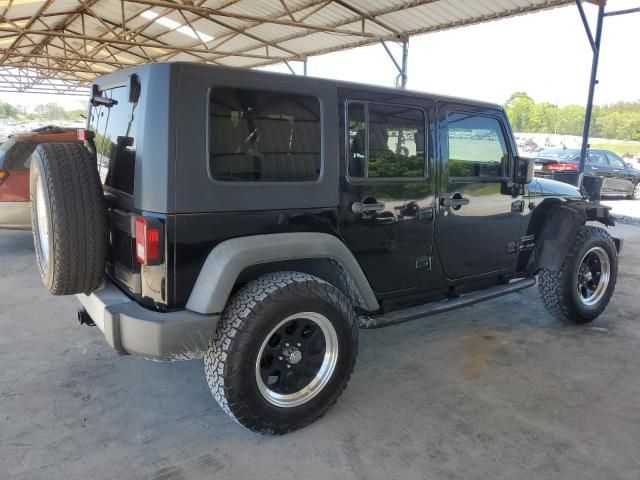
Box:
[440,197,470,208]
[351,201,385,214]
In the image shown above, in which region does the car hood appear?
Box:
[528,177,583,199]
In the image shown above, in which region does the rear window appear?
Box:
[0,139,36,171]
[89,86,138,195]
[538,149,578,160]
[209,87,321,182]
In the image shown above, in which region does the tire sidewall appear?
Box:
[29,153,55,288]
[224,282,356,430]
[634,182,640,200]
[563,232,617,319]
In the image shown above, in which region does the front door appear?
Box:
[338,94,436,294]
[604,151,636,194]
[436,107,524,280]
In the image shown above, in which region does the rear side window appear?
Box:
[89,86,138,195]
[209,87,321,182]
[347,101,426,180]
[0,139,36,171]
[447,113,509,179]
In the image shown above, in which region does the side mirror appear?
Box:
[514,156,534,184]
[626,162,634,169]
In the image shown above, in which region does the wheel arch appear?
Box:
[526,199,617,273]
[185,233,380,314]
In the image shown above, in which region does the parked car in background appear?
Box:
[0,126,80,229]
[533,148,640,199]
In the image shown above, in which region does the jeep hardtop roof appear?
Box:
[91,62,504,113]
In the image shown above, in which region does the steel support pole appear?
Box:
[578,0,605,174]
[399,39,408,89]
[303,59,308,76]
[380,38,409,88]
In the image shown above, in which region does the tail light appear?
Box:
[547,162,578,171]
[135,216,164,266]
[76,128,89,141]
[0,170,8,186]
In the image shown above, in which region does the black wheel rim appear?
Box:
[255,312,338,408]
[576,246,610,306]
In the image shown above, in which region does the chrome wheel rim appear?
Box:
[255,312,339,408]
[576,246,610,306]
[35,175,50,266]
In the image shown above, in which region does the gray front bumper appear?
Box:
[76,280,220,361]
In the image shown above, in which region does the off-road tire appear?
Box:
[30,142,107,295]
[538,225,617,324]
[204,271,358,435]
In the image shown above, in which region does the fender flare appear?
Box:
[529,201,615,272]
[185,232,380,314]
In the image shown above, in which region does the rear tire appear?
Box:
[30,142,107,295]
[538,225,617,324]
[204,272,358,434]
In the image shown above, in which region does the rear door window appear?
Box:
[209,87,321,182]
[347,101,426,180]
[89,86,138,195]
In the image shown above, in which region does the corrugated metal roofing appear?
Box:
[0,0,578,94]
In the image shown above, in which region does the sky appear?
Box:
[1,0,638,111]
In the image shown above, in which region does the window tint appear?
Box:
[210,88,321,182]
[447,113,508,178]
[347,102,425,179]
[605,151,625,168]
[89,86,138,195]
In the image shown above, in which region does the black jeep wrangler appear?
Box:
[29,63,620,434]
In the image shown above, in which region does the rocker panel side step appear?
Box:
[360,277,537,329]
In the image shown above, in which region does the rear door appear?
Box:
[88,84,141,295]
[436,106,524,279]
[338,93,436,294]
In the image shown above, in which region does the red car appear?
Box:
[0,127,80,229]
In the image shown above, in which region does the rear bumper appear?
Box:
[76,279,220,361]
[0,201,31,230]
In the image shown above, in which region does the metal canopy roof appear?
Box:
[0,0,579,95]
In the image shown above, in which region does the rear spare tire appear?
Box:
[30,142,107,295]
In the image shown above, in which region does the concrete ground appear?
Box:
[602,198,640,225]
[2,224,640,480]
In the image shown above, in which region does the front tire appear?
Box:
[628,182,640,200]
[538,225,617,324]
[204,272,358,434]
